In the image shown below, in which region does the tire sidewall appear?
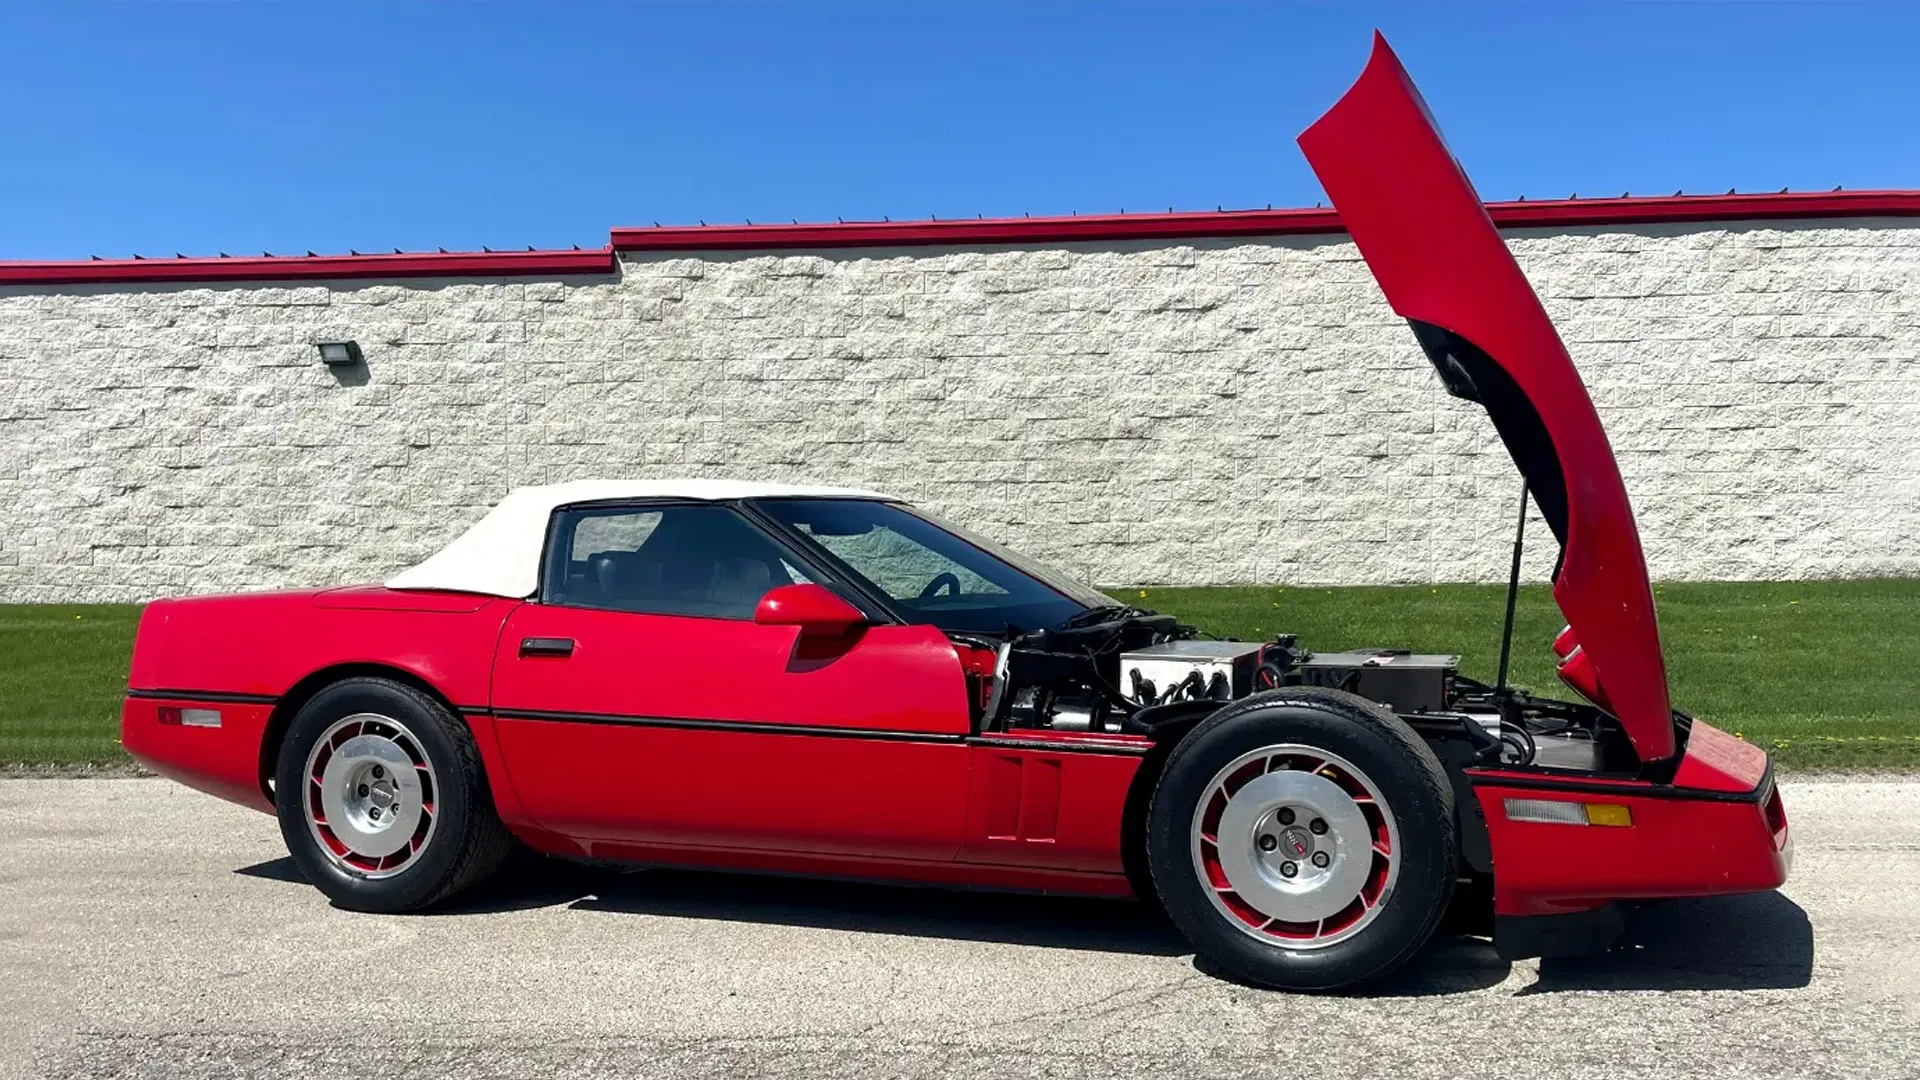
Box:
[1147,690,1456,990]
[274,679,478,912]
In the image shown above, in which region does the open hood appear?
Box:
[1297,33,1675,762]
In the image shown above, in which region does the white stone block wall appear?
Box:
[2,219,1916,603]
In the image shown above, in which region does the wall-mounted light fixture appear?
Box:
[316,340,363,366]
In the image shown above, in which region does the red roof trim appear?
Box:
[612,190,1920,252]
[2,191,1914,283]
[0,246,616,287]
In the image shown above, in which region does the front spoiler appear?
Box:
[1468,719,1791,939]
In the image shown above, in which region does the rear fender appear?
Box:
[125,589,523,817]
[256,662,558,850]
[258,663,490,802]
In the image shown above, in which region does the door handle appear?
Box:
[520,637,575,659]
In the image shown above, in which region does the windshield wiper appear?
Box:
[1061,604,1144,628]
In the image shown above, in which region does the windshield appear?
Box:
[753,499,1112,634]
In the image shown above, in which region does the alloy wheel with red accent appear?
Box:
[1147,688,1456,991]
[1191,744,1400,949]
[275,677,512,913]
[303,713,440,878]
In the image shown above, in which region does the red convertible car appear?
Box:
[122,36,1789,990]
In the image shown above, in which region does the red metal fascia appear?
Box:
[6,191,1915,283]
[1484,189,1920,228]
[0,246,617,287]
[610,189,1920,252]
[610,208,1348,251]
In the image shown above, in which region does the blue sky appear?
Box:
[2,2,1915,261]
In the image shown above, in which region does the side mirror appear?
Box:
[753,583,865,633]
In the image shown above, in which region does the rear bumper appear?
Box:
[121,693,276,813]
[1468,718,1791,921]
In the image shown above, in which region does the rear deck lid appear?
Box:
[1296,33,1675,762]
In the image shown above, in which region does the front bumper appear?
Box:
[1467,719,1791,928]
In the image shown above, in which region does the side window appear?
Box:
[544,504,814,620]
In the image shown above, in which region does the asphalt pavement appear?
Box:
[3,777,1917,1079]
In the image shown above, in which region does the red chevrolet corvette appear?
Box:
[122,36,1789,990]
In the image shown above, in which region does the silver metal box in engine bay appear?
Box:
[1120,640,1267,705]
[1294,650,1458,713]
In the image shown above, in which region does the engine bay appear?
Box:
[966,608,1639,773]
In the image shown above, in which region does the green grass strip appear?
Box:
[3,578,1916,771]
[1,605,143,766]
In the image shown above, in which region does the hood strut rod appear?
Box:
[1495,480,1529,695]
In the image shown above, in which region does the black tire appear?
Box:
[274,677,513,913]
[1145,687,1456,991]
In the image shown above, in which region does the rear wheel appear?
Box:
[274,677,511,912]
[1146,688,1456,990]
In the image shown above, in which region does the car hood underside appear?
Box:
[1296,33,1676,762]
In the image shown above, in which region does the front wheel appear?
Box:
[274,677,512,912]
[1146,688,1457,990]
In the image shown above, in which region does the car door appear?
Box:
[488,500,974,863]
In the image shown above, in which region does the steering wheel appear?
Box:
[919,572,961,601]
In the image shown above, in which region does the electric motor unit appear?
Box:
[1120,641,1267,705]
[1293,650,1458,713]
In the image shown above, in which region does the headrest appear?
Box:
[714,557,773,603]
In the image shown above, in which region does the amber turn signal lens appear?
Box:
[1583,803,1633,828]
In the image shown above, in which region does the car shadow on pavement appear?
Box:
[1522,890,1814,994]
[562,863,1191,956]
[234,856,309,883]
[243,853,1195,956]
[233,856,1811,994]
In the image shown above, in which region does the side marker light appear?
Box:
[157,706,222,728]
[1504,798,1632,827]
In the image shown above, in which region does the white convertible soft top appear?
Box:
[385,478,891,599]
